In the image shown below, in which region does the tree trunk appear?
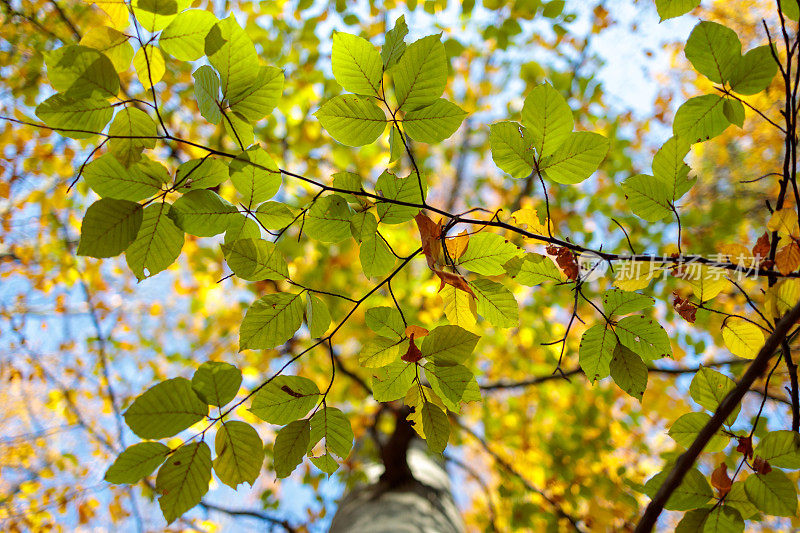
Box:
[328,410,464,533]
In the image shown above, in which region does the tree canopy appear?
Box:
[1,0,800,531]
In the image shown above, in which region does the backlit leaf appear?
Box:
[249,375,320,424]
[123,377,208,439]
[239,292,305,350]
[156,442,211,523]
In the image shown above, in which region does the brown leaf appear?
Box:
[434,269,476,298]
[736,436,753,459]
[775,241,800,275]
[672,291,697,323]
[547,245,579,280]
[711,463,732,496]
[401,337,423,363]
[405,325,429,339]
[752,232,771,261]
[415,212,442,269]
[752,456,772,475]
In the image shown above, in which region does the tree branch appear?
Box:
[633,298,800,532]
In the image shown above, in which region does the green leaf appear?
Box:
[539,131,609,184]
[222,238,288,281]
[304,195,354,243]
[375,170,426,224]
[520,83,573,158]
[579,324,618,382]
[725,481,760,519]
[123,377,208,439]
[602,289,655,316]
[655,0,700,20]
[781,0,800,21]
[222,110,254,149]
[365,307,406,338]
[239,292,305,350]
[389,124,405,162]
[668,412,729,453]
[425,362,481,412]
[730,46,777,95]
[541,0,565,17]
[382,15,408,69]
[228,66,284,122]
[372,360,416,402]
[314,94,387,146]
[615,315,671,361]
[754,430,800,469]
[159,9,217,61]
[255,201,295,229]
[610,344,648,401]
[310,454,339,474]
[394,34,448,111]
[274,419,310,478]
[350,210,379,242]
[743,470,798,517]
[213,421,264,489]
[421,325,480,364]
[80,26,134,73]
[169,189,237,237]
[175,157,229,192]
[205,16,260,100]
[360,235,396,278]
[35,93,113,139]
[83,154,164,201]
[503,253,563,285]
[104,441,170,484]
[249,375,320,424]
[421,402,449,453]
[723,99,744,128]
[689,367,740,425]
[675,507,710,532]
[402,99,467,143]
[193,65,221,124]
[489,121,535,178]
[643,467,713,511]
[132,0,190,32]
[673,94,730,144]
[44,45,120,98]
[652,136,694,202]
[358,337,407,368]
[702,506,744,533]
[191,361,242,407]
[225,214,260,244]
[470,278,519,328]
[308,407,353,459]
[107,107,157,166]
[156,441,212,523]
[457,232,519,276]
[125,202,184,280]
[622,174,673,222]
[306,294,331,338]
[684,21,741,83]
[332,32,383,97]
[77,198,143,258]
[333,172,367,206]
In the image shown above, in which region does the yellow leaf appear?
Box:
[613,261,663,291]
[722,319,764,359]
[404,385,445,438]
[92,0,130,30]
[511,208,549,236]
[439,283,477,330]
[767,208,799,237]
[133,45,165,88]
[445,230,469,260]
[80,26,134,72]
[678,265,727,301]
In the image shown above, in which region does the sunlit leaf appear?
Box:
[123,378,208,439]
[156,441,212,523]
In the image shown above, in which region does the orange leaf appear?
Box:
[775,241,800,275]
[736,436,753,459]
[711,463,732,496]
[434,269,476,298]
[752,232,771,261]
[547,245,579,281]
[405,325,429,339]
[445,230,469,261]
[672,291,697,323]
[415,212,442,269]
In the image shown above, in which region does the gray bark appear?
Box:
[328,411,464,533]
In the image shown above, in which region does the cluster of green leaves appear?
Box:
[641,368,800,530]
